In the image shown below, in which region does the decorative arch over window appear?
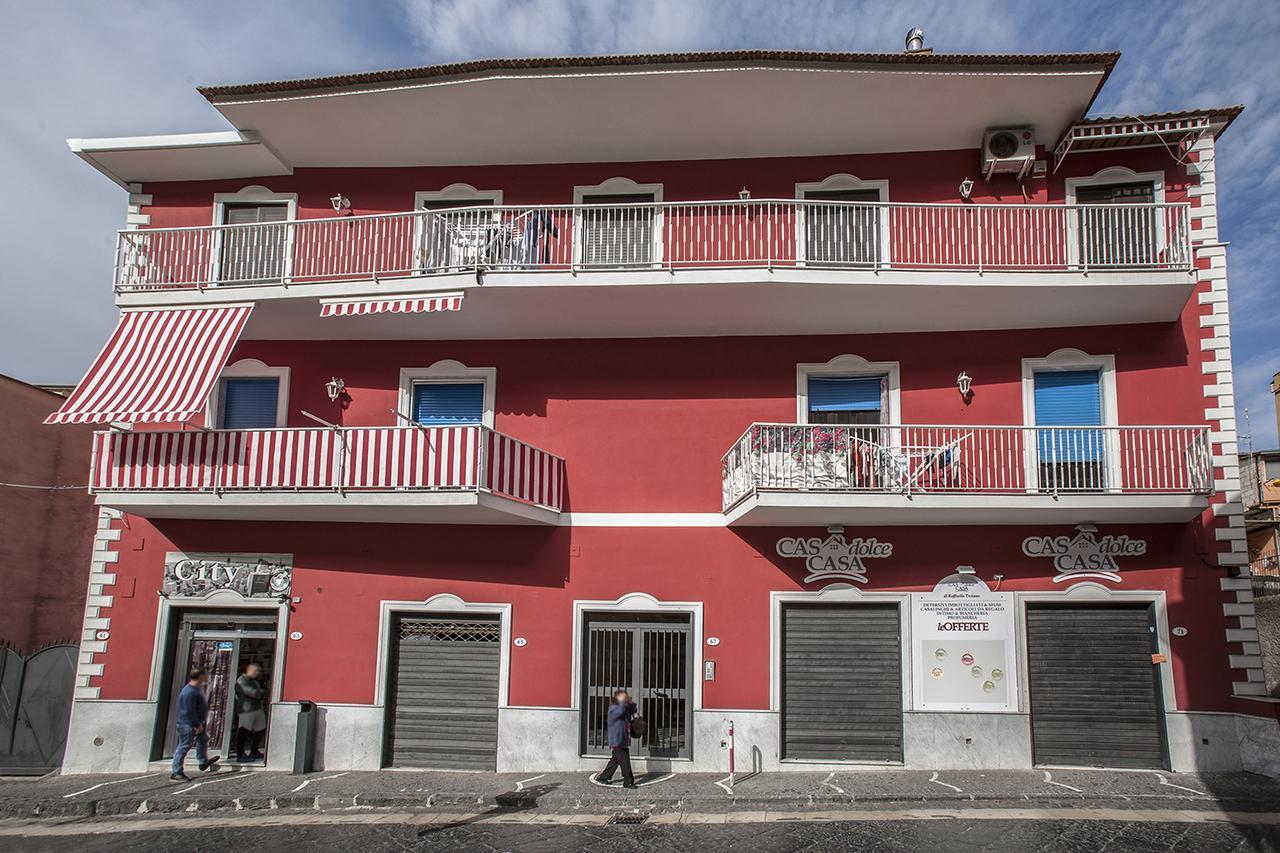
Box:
[414,183,504,209]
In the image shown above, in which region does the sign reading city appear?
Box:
[776,530,893,584]
[911,570,1016,712]
[1021,524,1146,584]
[162,552,293,600]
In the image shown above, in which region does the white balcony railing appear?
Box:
[114,200,1193,291]
[89,425,566,512]
[721,423,1212,510]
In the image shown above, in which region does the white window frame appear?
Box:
[397,359,496,428]
[205,358,291,429]
[210,186,298,285]
[1021,348,1119,492]
[569,592,703,714]
[572,177,665,268]
[412,184,505,274]
[1064,167,1165,268]
[373,594,512,709]
[795,174,890,266]
[796,354,901,425]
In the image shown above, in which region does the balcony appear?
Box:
[722,423,1212,525]
[88,425,565,524]
[113,200,1197,338]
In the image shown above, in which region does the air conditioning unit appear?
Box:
[981,127,1035,180]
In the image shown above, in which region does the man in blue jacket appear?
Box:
[595,689,637,789]
[170,668,221,781]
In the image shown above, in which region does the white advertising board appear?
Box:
[911,572,1017,712]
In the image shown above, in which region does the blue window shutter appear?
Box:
[1034,370,1103,462]
[807,377,883,413]
[413,382,485,426]
[220,377,280,429]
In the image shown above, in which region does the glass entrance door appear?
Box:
[163,612,278,761]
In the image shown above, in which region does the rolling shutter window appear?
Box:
[580,193,655,266]
[1034,370,1103,462]
[220,203,289,282]
[219,377,280,429]
[413,382,485,426]
[808,376,885,425]
[804,188,882,265]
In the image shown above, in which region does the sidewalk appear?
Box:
[2,768,1279,820]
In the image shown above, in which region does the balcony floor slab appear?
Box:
[724,491,1210,526]
[94,490,559,525]
[117,267,1196,340]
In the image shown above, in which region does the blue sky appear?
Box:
[2,0,1277,446]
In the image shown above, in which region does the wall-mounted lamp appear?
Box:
[330,194,351,215]
[958,178,975,200]
[739,187,751,201]
[325,377,346,402]
[956,370,973,397]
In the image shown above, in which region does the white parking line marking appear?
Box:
[1154,772,1208,797]
[173,771,250,796]
[514,774,545,792]
[63,774,153,799]
[1042,771,1084,794]
[928,772,963,793]
[289,771,350,793]
[820,772,845,796]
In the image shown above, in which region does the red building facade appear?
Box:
[55,49,1277,775]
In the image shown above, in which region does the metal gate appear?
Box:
[581,615,692,759]
[384,615,501,770]
[1026,604,1168,769]
[781,604,903,762]
[0,642,78,774]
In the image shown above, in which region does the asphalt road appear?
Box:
[5,811,1280,852]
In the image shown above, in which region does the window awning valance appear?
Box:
[319,293,463,317]
[46,305,253,425]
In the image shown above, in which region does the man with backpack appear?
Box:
[596,689,639,789]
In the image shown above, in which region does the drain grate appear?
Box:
[606,812,650,826]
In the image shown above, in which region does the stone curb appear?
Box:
[2,788,1272,821]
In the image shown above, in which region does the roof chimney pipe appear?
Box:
[905,27,927,54]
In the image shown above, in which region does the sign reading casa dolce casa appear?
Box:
[162,553,293,600]
[1021,525,1147,584]
[776,530,893,584]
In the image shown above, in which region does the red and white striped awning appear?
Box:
[319,293,463,317]
[46,305,253,425]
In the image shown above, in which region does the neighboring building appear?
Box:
[0,375,96,648]
[1242,373,1280,696]
[51,44,1279,777]
[0,375,97,773]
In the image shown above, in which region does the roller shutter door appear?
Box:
[1026,604,1167,769]
[781,604,903,762]
[384,616,501,770]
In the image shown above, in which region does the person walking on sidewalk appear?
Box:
[170,668,220,781]
[234,662,268,763]
[596,689,637,789]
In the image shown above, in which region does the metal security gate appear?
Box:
[581,614,692,758]
[1026,604,1168,769]
[384,615,501,770]
[781,604,903,762]
[0,643,77,774]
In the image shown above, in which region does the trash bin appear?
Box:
[293,699,317,774]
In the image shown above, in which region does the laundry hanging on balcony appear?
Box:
[319,293,463,317]
[45,304,254,424]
